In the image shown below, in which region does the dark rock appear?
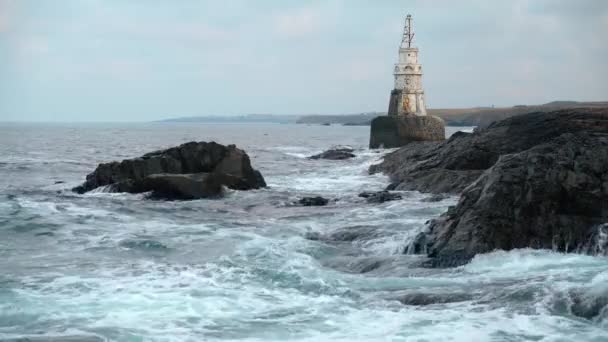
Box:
[132,173,224,200]
[579,223,608,255]
[305,225,385,247]
[568,288,608,320]
[406,232,431,255]
[343,122,369,126]
[322,255,433,276]
[323,256,387,274]
[73,141,265,199]
[418,132,608,267]
[397,292,473,306]
[421,194,449,202]
[358,190,402,203]
[119,239,168,250]
[304,231,322,240]
[298,196,329,206]
[369,114,445,149]
[53,181,65,184]
[385,182,399,191]
[370,108,608,194]
[309,148,355,160]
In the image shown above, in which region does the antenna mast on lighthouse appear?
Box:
[402,14,414,48]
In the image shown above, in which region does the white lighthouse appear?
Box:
[390,14,427,116]
[370,14,444,148]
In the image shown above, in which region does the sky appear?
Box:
[1,0,607,122]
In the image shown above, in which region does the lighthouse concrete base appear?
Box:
[369,115,445,149]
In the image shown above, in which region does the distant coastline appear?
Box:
[159,101,608,127]
[157,114,300,124]
[295,101,608,127]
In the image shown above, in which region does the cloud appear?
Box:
[15,35,49,55]
[526,0,608,17]
[0,0,15,33]
[111,22,235,45]
[86,59,147,81]
[1,0,606,121]
[274,8,321,38]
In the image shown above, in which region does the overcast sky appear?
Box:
[1,0,607,122]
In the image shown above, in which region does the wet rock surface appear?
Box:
[421,194,449,202]
[370,108,608,194]
[305,225,381,243]
[358,191,402,203]
[308,148,355,160]
[297,196,330,206]
[72,141,266,199]
[416,132,608,267]
[567,288,608,320]
[370,108,608,266]
[397,292,473,306]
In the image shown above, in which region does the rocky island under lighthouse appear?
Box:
[370,14,445,148]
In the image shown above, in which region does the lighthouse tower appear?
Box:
[389,14,427,116]
[369,13,444,148]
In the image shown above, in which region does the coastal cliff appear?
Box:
[370,108,608,265]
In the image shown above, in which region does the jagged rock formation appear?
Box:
[73,141,266,199]
[414,132,608,266]
[369,115,445,149]
[370,108,608,266]
[370,108,608,194]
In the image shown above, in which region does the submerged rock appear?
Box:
[358,191,402,203]
[72,141,266,199]
[397,292,473,306]
[568,288,608,320]
[309,148,355,160]
[298,196,329,206]
[323,256,387,274]
[416,132,608,267]
[304,231,322,240]
[305,225,380,243]
[119,239,168,250]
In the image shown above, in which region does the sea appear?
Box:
[0,123,606,341]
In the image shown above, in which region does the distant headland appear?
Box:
[159,101,608,127]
